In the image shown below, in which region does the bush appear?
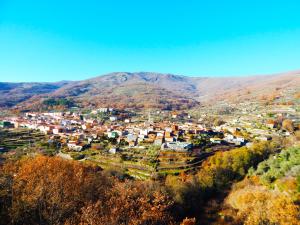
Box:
[72,154,85,160]
[252,147,300,186]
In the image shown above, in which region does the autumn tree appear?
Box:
[282,119,294,133]
[2,156,109,224]
[226,185,299,225]
[0,156,176,225]
[72,181,175,225]
[197,141,277,190]
[180,217,196,225]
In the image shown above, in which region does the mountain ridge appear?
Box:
[1,70,299,109]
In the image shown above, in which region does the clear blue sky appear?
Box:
[1,0,300,82]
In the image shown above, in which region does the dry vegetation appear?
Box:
[1,71,300,110]
[0,142,299,225]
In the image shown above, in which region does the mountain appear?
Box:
[193,71,300,102]
[49,72,200,110]
[0,81,70,108]
[0,71,300,110]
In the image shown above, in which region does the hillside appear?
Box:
[0,70,300,110]
[49,72,199,110]
[0,81,70,108]
[198,71,300,103]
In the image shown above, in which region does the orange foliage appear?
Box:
[0,156,175,225]
[73,181,174,225]
[282,119,294,132]
[226,184,299,225]
[180,217,196,225]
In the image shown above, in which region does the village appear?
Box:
[1,102,299,179]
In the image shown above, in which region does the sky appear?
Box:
[0,0,300,82]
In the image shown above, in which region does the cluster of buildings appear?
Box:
[0,108,247,153]
[2,102,298,155]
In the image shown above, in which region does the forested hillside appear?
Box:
[1,71,300,110]
[1,141,298,224]
[221,147,300,224]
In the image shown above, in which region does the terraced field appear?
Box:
[157,150,206,175]
[0,128,232,179]
[77,146,208,179]
[0,128,45,151]
[85,147,158,179]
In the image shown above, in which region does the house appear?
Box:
[235,137,245,143]
[165,127,173,133]
[84,136,93,144]
[53,127,64,135]
[154,138,163,146]
[127,133,137,141]
[172,113,178,119]
[165,131,172,138]
[67,141,85,151]
[165,137,176,143]
[108,131,118,138]
[99,108,109,113]
[255,136,272,141]
[156,131,164,138]
[163,142,193,152]
[172,124,179,131]
[210,138,222,144]
[266,120,277,129]
[25,113,37,118]
[38,125,53,134]
[138,137,145,143]
[109,116,118,122]
[138,134,146,139]
[224,134,234,141]
[140,129,148,136]
[12,121,20,128]
[0,121,14,128]
[109,147,118,154]
[126,134,138,146]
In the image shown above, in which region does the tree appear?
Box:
[282,119,294,133]
[6,156,109,224]
[226,185,299,225]
[295,130,300,141]
[197,141,276,190]
[74,181,175,225]
[191,134,209,147]
[213,118,225,126]
[180,217,196,225]
[0,156,176,225]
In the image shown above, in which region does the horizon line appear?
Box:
[1,68,300,83]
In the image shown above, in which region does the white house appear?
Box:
[67,141,84,151]
[109,116,118,122]
[163,142,193,152]
[109,148,118,154]
[140,129,148,136]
